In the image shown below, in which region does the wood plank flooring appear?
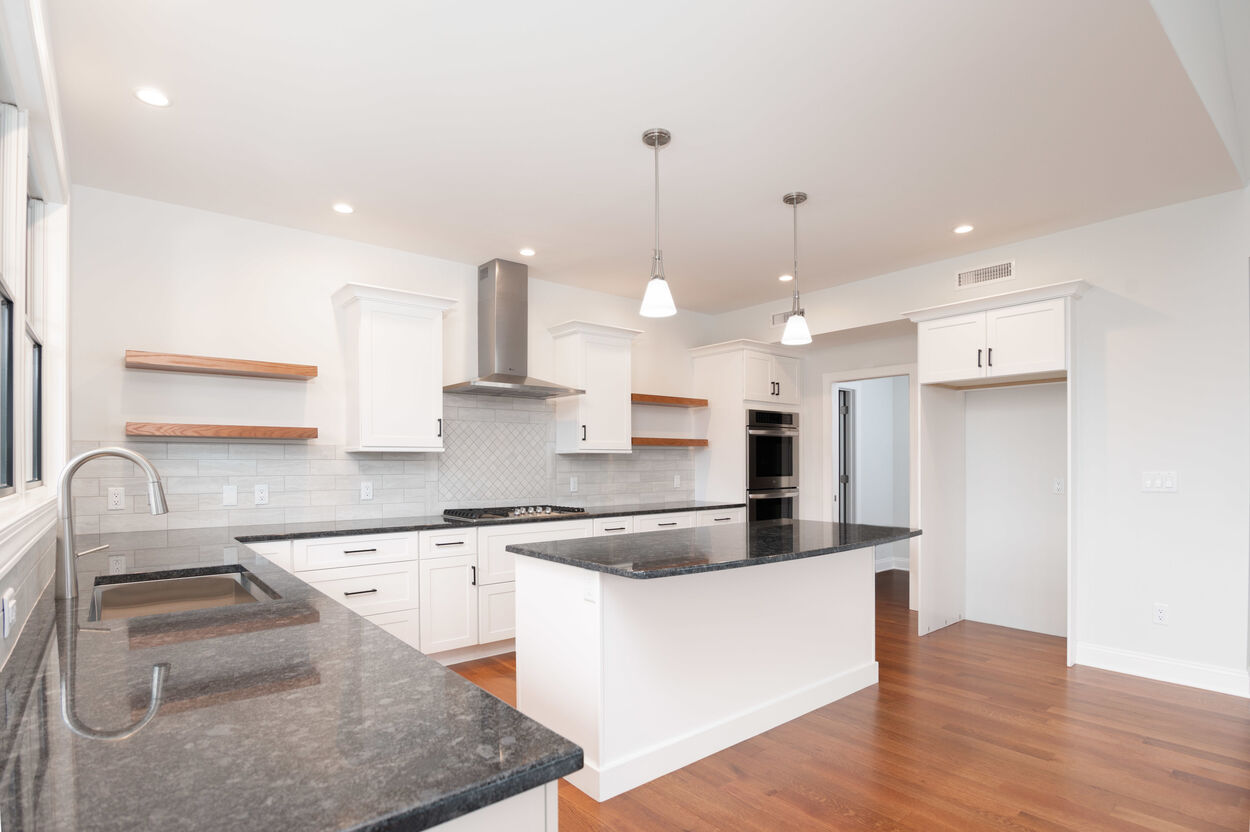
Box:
[451,571,1250,831]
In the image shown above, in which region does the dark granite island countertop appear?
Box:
[506,519,921,578]
[0,528,581,831]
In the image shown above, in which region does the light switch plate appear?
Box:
[1141,471,1178,493]
[2,589,16,638]
[570,476,578,493]
[222,485,238,506]
[254,483,269,506]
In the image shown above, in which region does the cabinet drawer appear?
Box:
[478,582,515,644]
[304,561,420,616]
[419,527,477,558]
[245,540,292,571]
[293,532,415,572]
[477,519,594,585]
[365,608,420,650]
[696,507,746,526]
[593,516,635,536]
[635,512,696,532]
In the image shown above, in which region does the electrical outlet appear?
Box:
[254,483,269,506]
[1142,471,1178,493]
[107,487,126,511]
[1053,478,1065,495]
[108,555,126,575]
[222,485,238,506]
[1153,602,1169,625]
[360,481,373,501]
[2,589,16,639]
[673,474,681,488]
[570,476,578,493]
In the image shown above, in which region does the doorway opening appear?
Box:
[833,375,910,575]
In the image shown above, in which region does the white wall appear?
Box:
[70,186,719,446]
[713,185,1250,691]
[965,383,1067,636]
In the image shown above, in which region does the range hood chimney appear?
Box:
[443,259,585,399]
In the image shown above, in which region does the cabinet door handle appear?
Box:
[658,522,678,527]
[987,347,992,367]
[604,526,626,532]
[712,517,732,522]
[582,425,587,441]
[977,348,982,368]
[343,588,378,597]
[471,565,477,586]
[435,540,464,547]
[437,418,443,437]
[343,547,377,555]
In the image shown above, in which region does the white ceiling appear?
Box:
[47,0,1242,314]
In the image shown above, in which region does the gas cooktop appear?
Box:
[444,505,587,522]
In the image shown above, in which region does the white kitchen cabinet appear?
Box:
[419,554,478,653]
[696,507,746,526]
[304,561,421,617]
[916,297,1067,385]
[333,283,456,452]
[365,608,421,650]
[477,519,594,585]
[293,531,415,572]
[478,582,516,644]
[593,516,635,536]
[744,350,801,405]
[244,540,292,571]
[550,322,641,453]
[418,526,477,558]
[635,512,696,532]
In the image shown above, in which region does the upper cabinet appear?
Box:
[334,283,456,452]
[550,322,641,453]
[744,350,801,406]
[908,282,1083,386]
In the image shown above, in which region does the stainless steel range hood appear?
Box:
[443,259,585,399]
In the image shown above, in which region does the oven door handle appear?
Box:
[747,427,798,436]
[747,489,799,500]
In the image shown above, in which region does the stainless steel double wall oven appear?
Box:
[746,409,798,521]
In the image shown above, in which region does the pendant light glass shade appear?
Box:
[778,191,811,345]
[639,128,676,317]
[781,311,812,345]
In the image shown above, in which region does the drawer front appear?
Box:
[418,527,478,558]
[478,582,516,644]
[304,561,420,616]
[477,519,594,585]
[635,512,696,533]
[365,608,420,650]
[593,516,635,536]
[245,540,293,571]
[294,533,415,572]
[696,507,746,526]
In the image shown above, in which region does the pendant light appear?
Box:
[780,191,812,345]
[639,128,677,317]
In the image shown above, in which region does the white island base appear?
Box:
[515,547,877,801]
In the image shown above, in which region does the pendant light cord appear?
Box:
[792,199,800,311]
[654,139,661,255]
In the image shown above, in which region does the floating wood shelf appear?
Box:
[125,350,318,381]
[631,393,708,408]
[126,422,318,440]
[631,437,709,447]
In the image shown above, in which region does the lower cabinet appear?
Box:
[593,516,635,536]
[695,507,747,526]
[419,555,478,653]
[303,561,420,616]
[365,608,421,650]
[478,582,516,643]
[635,512,696,532]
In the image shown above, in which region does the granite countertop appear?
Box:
[0,527,582,831]
[506,519,922,579]
[235,500,746,543]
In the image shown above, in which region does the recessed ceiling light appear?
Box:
[332,203,354,214]
[778,274,794,282]
[519,248,535,257]
[953,224,974,234]
[134,87,170,107]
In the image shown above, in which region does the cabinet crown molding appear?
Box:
[333,282,457,311]
[548,320,642,339]
[688,338,797,359]
[903,279,1085,323]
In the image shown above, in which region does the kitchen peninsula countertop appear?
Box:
[506,519,921,579]
[0,527,582,831]
[234,500,746,543]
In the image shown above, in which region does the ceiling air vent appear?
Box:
[956,260,1014,290]
[771,309,801,327]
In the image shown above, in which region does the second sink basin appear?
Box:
[89,565,280,622]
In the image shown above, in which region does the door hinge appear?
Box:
[839,474,850,484]
[839,405,849,415]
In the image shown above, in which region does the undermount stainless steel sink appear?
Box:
[88,566,279,622]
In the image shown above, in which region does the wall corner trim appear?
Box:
[1074,641,1250,698]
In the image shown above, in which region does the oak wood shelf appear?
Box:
[631,393,708,408]
[631,437,709,447]
[126,422,318,440]
[124,350,318,381]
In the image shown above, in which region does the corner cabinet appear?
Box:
[550,321,641,454]
[333,283,456,452]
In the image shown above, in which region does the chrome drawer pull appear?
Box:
[343,588,378,597]
[343,548,377,555]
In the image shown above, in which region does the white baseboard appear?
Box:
[566,661,879,801]
[1075,642,1249,698]
[434,639,516,667]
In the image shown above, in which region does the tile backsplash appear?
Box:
[71,394,697,531]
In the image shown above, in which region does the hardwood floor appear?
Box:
[451,571,1250,830]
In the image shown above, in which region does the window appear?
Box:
[0,292,13,496]
[25,332,40,485]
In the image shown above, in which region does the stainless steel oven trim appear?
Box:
[746,489,798,499]
[747,427,798,436]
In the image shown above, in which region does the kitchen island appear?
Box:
[0,528,581,831]
[506,519,921,801]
